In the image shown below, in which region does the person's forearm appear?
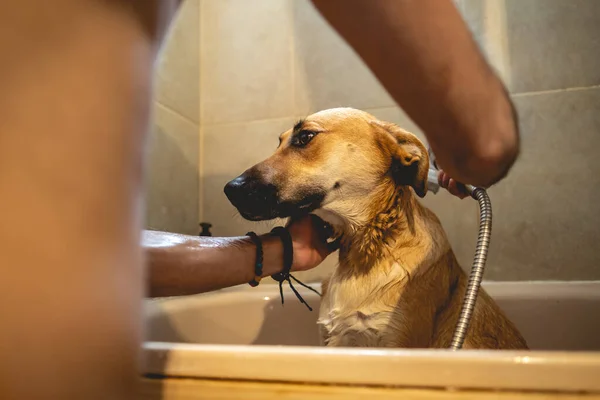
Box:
[144,231,284,297]
[312,0,519,187]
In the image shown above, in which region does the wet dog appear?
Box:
[225,107,527,349]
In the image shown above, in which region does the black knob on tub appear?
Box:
[199,222,212,237]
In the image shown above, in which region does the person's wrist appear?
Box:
[291,241,305,272]
[258,234,284,277]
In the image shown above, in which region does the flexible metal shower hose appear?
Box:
[449,187,492,350]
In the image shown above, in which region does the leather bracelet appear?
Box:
[246,231,263,287]
[268,225,320,311]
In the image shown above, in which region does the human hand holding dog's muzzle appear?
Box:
[286,214,339,272]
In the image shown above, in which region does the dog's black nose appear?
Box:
[224,173,279,220]
[223,176,246,202]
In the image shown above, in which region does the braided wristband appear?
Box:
[246,232,263,287]
[269,226,293,280]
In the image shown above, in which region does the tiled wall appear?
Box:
[149,0,600,282]
[146,0,200,235]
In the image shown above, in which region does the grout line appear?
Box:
[361,105,403,113]
[512,84,600,98]
[199,106,405,130]
[198,125,204,222]
[200,115,298,130]
[194,81,600,131]
[197,84,600,130]
[484,0,512,89]
[199,0,205,124]
[289,0,297,122]
[155,101,199,126]
[198,0,205,222]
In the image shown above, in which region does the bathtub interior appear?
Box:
[144,281,600,351]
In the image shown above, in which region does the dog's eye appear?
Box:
[291,130,317,148]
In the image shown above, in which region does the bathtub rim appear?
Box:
[143,342,600,393]
[144,280,600,393]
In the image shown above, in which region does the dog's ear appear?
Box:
[372,120,429,198]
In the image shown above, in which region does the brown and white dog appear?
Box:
[225,107,528,350]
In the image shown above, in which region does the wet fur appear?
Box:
[317,183,527,349]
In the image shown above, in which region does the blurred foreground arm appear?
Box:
[0,0,180,399]
[312,0,519,188]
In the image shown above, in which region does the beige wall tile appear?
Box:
[450,0,600,93]
[155,0,200,123]
[505,0,600,93]
[483,88,600,280]
[200,0,294,125]
[146,103,200,235]
[455,0,513,88]
[202,117,295,237]
[292,0,395,115]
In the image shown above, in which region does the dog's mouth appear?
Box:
[280,192,326,217]
[225,181,341,250]
[237,211,271,222]
[223,173,330,222]
[241,199,340,251]
[233,191,326,222]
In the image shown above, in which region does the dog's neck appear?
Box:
[317,181,434,275]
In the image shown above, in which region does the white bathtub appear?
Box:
[143,281,600,392]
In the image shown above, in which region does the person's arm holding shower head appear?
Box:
[312,0,520,189]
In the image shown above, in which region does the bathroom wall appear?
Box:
[150,0,600,282]
[146,0,201,235]
[443,0,600,281]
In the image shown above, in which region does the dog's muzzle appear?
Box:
[224,172,327,221]
[224,173,280,221]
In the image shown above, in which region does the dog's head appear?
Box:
[224,108,429,229]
